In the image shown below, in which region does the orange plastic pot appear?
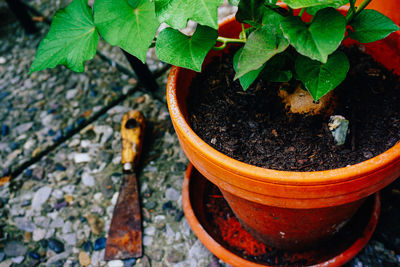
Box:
[167,14,400,250]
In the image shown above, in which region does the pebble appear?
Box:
[32,167,44,179]
[54,201,68,210]
[0,251,4,262]
[3,241,27,257]
[33,228,47,241]
[123,258,137,267]
[207,256,222,267]
[64,195,74,203]
[28,251,40,260]
[24,231,32,243]
[152,249,164,262]
[143,236,153,246]
[82,172,95,187]
[165,188,180,201]
[15,122,33,135]
[74,153,91,163]
[85,214,104,235]
[144,226,156,236]
[31,186,52,211]
[174,211,185,222]
[108,260,124,267]
[0,56,6,64]
[94,237,106,251]
[91,250,105,266]
[1,124,9,136]
[167,250,185,263]
[138,255,151,267]
[55,164,66,171]
[66,89,78,100]
[62,233,76,246]
[50,218,64,229]
[52,130,63,142]
[47,238,65,253]
[78,251,91,266]
[82,241,93,253]
[11,256,24,264]
[15,217,36,232]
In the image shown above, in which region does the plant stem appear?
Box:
[213,36,246,51]
[349,0,356,13]
[346,0,372,23]
[241,23,247,42]
[298,8,305,17]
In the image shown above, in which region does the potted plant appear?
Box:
[30,0,400,263]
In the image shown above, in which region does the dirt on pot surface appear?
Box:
[188,46,400,171]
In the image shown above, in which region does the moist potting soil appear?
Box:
[188,46,400,171]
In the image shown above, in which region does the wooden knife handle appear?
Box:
[121,110,145,168]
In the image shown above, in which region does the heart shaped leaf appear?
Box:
[233,48,264,90]
[30,0,99,73]
[281,7,346,63]
[156,25,218,72]
[235,13,289,79]
[306,0,348,15]
[94,0,159,63]
[155,0,223,29]
[261,53,293,82]
[282,0,340,9]
[228,0,240,6]
[349,10,400,43]
[295,50,349,100]
[236,0,266,25]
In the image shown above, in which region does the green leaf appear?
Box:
[236,0,265,24]
[261,53,293,82]
[229,0,240,6]
[127,0,145,9]
[156,25,218,72]
[155,0,223,29]
[94,0,159,63]
[233,48,263,90]
[295,50,349,100]
[282,0,339,9]
[307,0,348,15]
[265,70,293,82]
[30,0,98,73]
[235,17,289,79]
[349,10,400,43]
[281,8,346,63]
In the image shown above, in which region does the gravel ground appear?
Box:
[0,1,399,267]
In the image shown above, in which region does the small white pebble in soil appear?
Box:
[328,115,349,146]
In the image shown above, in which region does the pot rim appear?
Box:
[167,13,400,186]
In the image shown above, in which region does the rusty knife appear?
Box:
[104,110,145,260]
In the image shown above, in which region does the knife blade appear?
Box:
[104,110,145,260]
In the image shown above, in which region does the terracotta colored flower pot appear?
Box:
[355,0,400,25]
[167,13,400,250]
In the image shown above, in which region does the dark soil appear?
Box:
[188,46,400,171]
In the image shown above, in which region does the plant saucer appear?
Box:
[182,164,380,267]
